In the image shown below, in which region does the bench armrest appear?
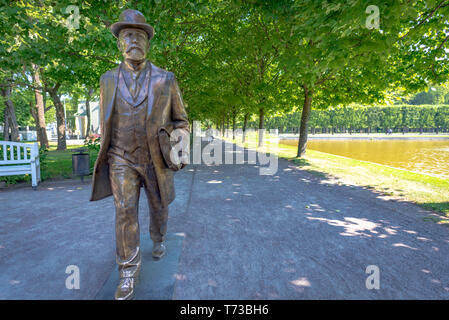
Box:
[30,142,39,161]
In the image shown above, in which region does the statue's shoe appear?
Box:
[152,242,166,259]
[114,277,138,300]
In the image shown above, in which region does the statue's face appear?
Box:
[118,28,149,61]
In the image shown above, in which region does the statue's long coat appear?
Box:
[90,62,190,207]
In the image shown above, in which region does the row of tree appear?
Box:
[1,1,449,157]
[404,85,449,105]
[257,104,449,134]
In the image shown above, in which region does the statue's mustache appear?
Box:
[126,46,144,53]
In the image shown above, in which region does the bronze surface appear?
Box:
[90,9,189,300]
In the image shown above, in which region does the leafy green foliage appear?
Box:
[261,104,449,132]
[1,0,448,154]
[38,144,49,181]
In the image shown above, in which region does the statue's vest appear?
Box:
[108,65,151,165]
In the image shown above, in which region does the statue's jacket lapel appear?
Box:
[89,65,119,201]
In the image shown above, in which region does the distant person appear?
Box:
[206,127,214,142]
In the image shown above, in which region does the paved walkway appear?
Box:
[0,139,448,299]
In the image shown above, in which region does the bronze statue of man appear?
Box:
[90,9,190,300]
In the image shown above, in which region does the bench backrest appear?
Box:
[0,141,39,165]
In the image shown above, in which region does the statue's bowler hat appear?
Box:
[110,9,154,40]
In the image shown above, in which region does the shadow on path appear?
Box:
[173,139,449,299]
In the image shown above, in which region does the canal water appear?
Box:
[279,139,449,179]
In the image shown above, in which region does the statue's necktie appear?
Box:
[129,71,140,99]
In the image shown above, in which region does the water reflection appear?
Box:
[280,139,449,179]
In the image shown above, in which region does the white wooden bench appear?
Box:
[0,141,41,189]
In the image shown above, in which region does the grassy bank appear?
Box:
[223,133,449,224]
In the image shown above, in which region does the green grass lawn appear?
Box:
[223,132,449,224]
[44,143,92,179]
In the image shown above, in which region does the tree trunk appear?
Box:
[47,84,66,150]
[221,114,225,137]
[1,80,19,141]
[232,107,236,140]
[3,109,9,140]
[258,107,264,147]
[242,112,249,143]
[297,86,313,157]
[85,87,94,138]
[29,101,38,135]
[225,114,229,138]
[31,64,49,148]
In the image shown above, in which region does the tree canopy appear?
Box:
[1,0,448,154]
